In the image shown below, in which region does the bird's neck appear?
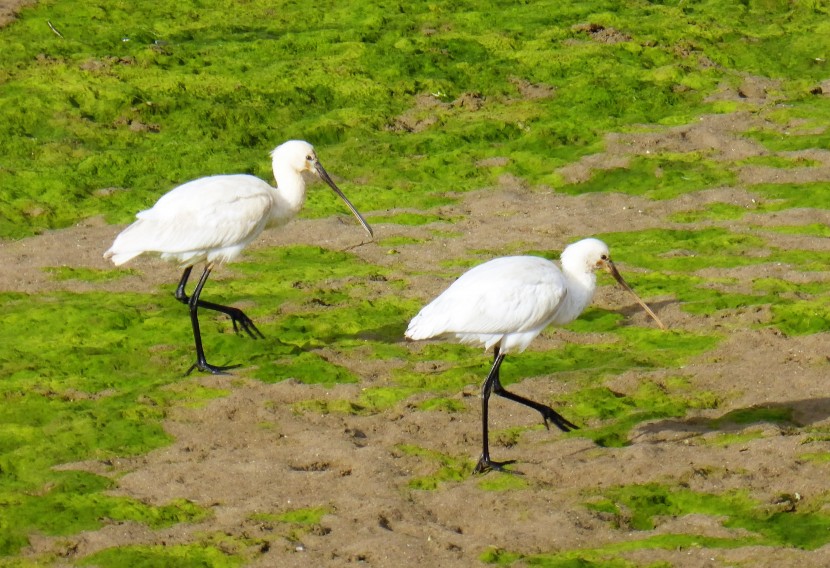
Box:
[555,269,597,325]
[269,166,307,226]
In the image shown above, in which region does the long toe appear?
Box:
[185,361,241,376]
[474,456,520,475]
[541,408,579,432]
[229,309,265,339]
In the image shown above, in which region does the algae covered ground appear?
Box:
[2,0,830,566]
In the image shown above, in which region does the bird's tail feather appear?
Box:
[404,314,441,341]
[103,248,143,266]
[104,220,151,266]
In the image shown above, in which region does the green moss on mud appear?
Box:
[2,0,829,238]
[395,444,474,489]
[43,266,138,282]
[587,483,830,549]
[559,154,736,199]
[0,246,401,555]
[2,0,830,562]
[0,289,218,555]
[564,379,720,448]
[79,544,242,568]
[488,481,830,564]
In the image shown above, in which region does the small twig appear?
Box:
[47,20,64,39]
[341,239,374,252]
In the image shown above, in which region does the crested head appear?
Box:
[270,140,317,174]
[560,238,611,274]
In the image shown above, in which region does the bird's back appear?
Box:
[405,256,569,353]
[104,174,277,266]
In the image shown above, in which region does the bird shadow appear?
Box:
[352,322,409,344]
[273,321,405,348]
[242,321,408,357]
[633,397,830,442]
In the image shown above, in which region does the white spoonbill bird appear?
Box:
[405,238,665,473]
[105,140,373,375]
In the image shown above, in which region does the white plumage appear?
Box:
[105,140,373,375]
[405,237,664,473]
[106,141,371,266]
[106,174,275,266]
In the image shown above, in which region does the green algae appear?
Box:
[0,471,209,555]
[593,228,830,336]
[701,430,765,447]
[799,452,830,463]
[293,386,420,416]
[395,444,473,489]
[585,483,830,550]
[482,534,747,566]
[416,397,466,413]
[601,228,769,272]
[749,181,830,211]
[744,97,830,152]
[395,328,719,400]
[558,154,736,200]
[710,405,794,427]
[607,227,830,276]
[762,223,830,238]
[564,380,720,448]
[0,246,403,555]
[668,202,752,223]
[79,544,242,568]
[229,245,388,295]
[247,507,331,548]
[2,0,829,238]
[377,235,425,247]
[1,0,829,563]
[43,266,138,282]
[769,298,830,336]
[0,289,218,555]
[481,483,830,566]
[627,270,826,331]
[275,506,329,525]
[477,473,530,492]
[738,154,822,169]
[482,545,666,567]
[256,350,360,385]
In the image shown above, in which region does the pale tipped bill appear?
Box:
[601,258,666,330]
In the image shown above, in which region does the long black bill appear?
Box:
[604,260,666,330]
[314,161,374,238]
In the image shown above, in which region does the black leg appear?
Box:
[175,266,194,304]
[181,265,240,376]
[474,348,517,474]
[491,371,579,432]
[473,346,579,474]
[175,266,264,339]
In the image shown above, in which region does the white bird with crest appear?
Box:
[105,140,373,375]
[406,238,665,473]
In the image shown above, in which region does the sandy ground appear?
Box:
[3,4,830,565]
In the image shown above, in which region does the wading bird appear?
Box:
[105,140,373,375]
[405,238,664,473]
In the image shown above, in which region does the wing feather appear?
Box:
[106,175,274,263]
[406,256,567,340]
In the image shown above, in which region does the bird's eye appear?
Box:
[306,155,313,161]
[600,254,608,260]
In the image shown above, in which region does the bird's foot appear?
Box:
[185,361,240,376]
[474,455,520,475]
[539,407,579,433]
[227,308,265,339]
